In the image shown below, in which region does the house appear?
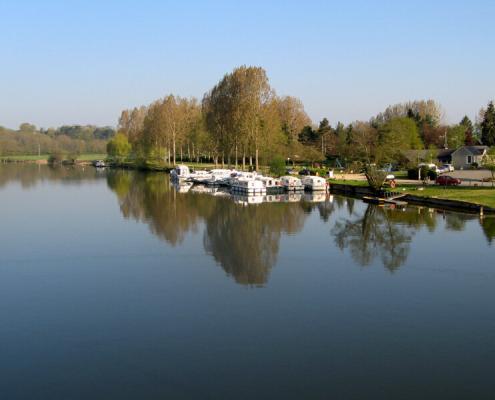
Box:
[402,146,489,170]
[450,146,489,169]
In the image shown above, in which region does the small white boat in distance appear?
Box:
[301,176,328,191]
[170,165,191,182]
[280,176,304,192]
[231,176,266,195]
[93,160,106,168]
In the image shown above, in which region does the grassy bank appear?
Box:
[329,178,495,209]
[401,186,495,209]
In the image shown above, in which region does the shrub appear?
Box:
[427,169,438,180]
[363,164,387,193]
[408,167,437,180]
[48,152,64,164]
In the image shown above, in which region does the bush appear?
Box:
[269,156,286,176]
[427,169,438,180]
[407,168,419,179]
[48,152,64,164]
[363,164,387,193]
[408,167,437,180]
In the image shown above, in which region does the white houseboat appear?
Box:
[280,176,304,192]
[230,176,266,195]
[301,176,328,191]
[206,169,235,186]
[256,176,284,192]
[170,165,191,183]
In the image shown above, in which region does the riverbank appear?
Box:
[0,154,107,164]
[329,181,495,214]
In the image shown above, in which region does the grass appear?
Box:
[0,153,107,161]
[328,177,495,208]
[400,185,495,209]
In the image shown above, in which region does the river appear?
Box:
[1,164,494,399]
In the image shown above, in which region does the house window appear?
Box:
[467,155,473,164]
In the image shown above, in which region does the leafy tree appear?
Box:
[363,164,387,193]
[460,115,475,145]
[277,96,311,144]
[107,133,131,161]
[447,125,467,149]
[481,101,495,146]
[379,117,422,155]
[482,147,495,187]
[269,156,286,176]
[298,125,318,144]
[19,123,36,133]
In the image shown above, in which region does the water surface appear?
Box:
[1,164,494,399]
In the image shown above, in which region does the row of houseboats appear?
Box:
[170,165,328,194]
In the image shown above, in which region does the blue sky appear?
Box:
[1,0,494,129]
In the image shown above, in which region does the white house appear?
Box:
[450,146,488,169]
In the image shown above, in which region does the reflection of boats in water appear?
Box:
[172,181,193,193]
[232,194,265,206]
[190,184,230,196]
[169,176,334,205]
[279,193,303,202]
[303,192,327,203]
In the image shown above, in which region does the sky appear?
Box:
[1,0,494,129]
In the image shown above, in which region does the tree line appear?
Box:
[111,65,495,169]
[0,124,115,156]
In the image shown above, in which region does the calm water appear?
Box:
[1,164,495,399]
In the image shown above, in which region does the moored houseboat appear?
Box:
[301,175,328,191]
[280,175,304,192]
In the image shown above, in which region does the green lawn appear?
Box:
[77,153,107,161]
[400,186,495,209]
[328,178,495,208]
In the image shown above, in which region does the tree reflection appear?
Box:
[332,205,414,272]
[107,170,217,246]
[0,163,103,189]
[107,172,307,285]
[480,217,495,245]
[203,200,306,286]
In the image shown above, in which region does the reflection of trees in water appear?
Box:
[480,217,495,245]
[332,204,478,271]
[203,200,306,286]
[107,171,307,285]
[107,170,216,246]
[0,163,103,189]
[332,205,414,272]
